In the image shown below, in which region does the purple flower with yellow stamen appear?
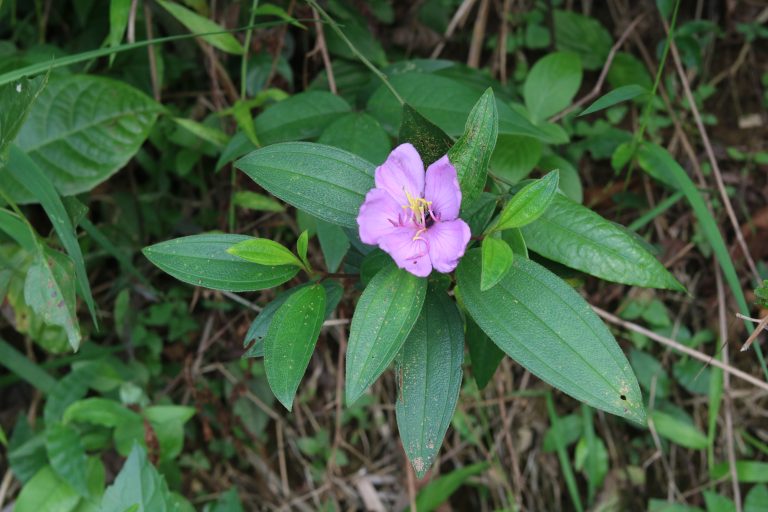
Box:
[357,143,472,278]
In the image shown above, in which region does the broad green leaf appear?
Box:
[490,134,542,184]
[13,465,80,512]
[325,14,387,67]
[318,112,391,164]
[524,52,583,122]
[480,236,513,291]
[650,410,707,449]
[44,364,98,424]
[45,423,89,497]
[236,142,375,228]
[608,52,653,90]
[0,208,37,251]
[24,249,81,351]
[157,0,244,54]
[4,75,160,201]
[491,170,559,232]
[100,443,175,512]
[502,227,528,257]
[554,10,613,70]
[172,117,228,147]
[711,461,768,483]
[359,249,391,287]
[648,500,704,512]
[579,85,648,116]
[6,146,98,328]
[407,462,489,512]
[466,318,504,390]
[63,398,140,428]
[227,238,304,269]
[264,284,326,410]
[398,104,453,166]
[367,72,555,142]
[254,91,350,146]
[143,234,298,292]
[542,414,583,452]
[346,263,427,404]
[457,250,646,424]
[448,88,498,206]
[316,220,349,273]
[144,406,196,462]
[0,73,47,159]
[540,154,582,203]
[296,230,310,271]
[244,280,342,357]
[745,485,768,512]
[396,288,464,478]
[703,491,736,512]
[521,193,684,291]
[232,191,285,212]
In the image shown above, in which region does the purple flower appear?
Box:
[357,143,472,278]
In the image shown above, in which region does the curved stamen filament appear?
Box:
[402,190,432,227]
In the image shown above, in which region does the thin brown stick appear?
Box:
[498,0,513,85]
[0,470,13,510]
[467,0,490,68]
[716,266,742,511]
[406,457,418,512]
[593,306,768,393]
[144,2,161,101]
[327,323,347,475]
[277,421,289,497]
[664,18,760,283]
[550,14,644,122]
[430,0,478,59]
[310,8,337,94]
[738,314,768,352]
[127,0,138,43]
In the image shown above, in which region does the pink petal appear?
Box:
[423,219,471,273]
[379,226,432,277]
[375,143,425,205]
[424,155,462,221]
[357,188,405,245]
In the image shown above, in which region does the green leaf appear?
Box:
[650,410,707,449]
[296,230,310,271]
[345,263,427,404]
[448,88,498,206]
[648,500,704,512]
[13,465,80,512]
[457,250,646,424]
[524,52,583,122]
[367,72,555,142]
[316,220,349,273]
[542,414,583,452]
[745,485,768,512]
[44,363,98,424]
[711,461,768,483]
[554,10,613,70]
[398,104,453,166]
[396,288,464,478]
[3,75,160,201]
[24,249,81,351]
[0,425,6,447]
[466,318,504,390]
[491,170,559,232]
[156,0,244,54]
[0,209,37,251]
[143,405,196,462]
[63,398,140,428]
[521,193,684,291]
[0,73,47,160]
[6,145,98,329]
[490,134,542,184]
[407,462,489,512]
[45,423,89,497]
[227,238,304,269]
[254,91,350,146]
[232,191,285,212]
[540,154,582,203]
[108,0,131,64]
[172,117,228,148]
[318,112,391,164]
[100,443,175,512]
[579,85,648,116]
[0,339,57,395]
[236,142,375,228]
[264,284,327,410]
[143,234,299,292]
[703,491,736,512]
[480,236,513,291]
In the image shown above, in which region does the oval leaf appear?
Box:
[579,84,648,116]
[346,263,427,404]
[255,91,351,146]
[156,0,244,54]
[521,194,684,291]
[4,75,160,202]
[457,250,645,424]
[228,238,304,268]
[480,236,514,291]
[448,88,498,206]
[492,170,559,232]
[264,284,327,410]
[319,112,391,164]
[143,234,298,291]
[524,52,583,122]
[396,288,464,478]
[45,423,89,497]
[650,410,707,449]
[398,104,453,166]
[236,142,375,228]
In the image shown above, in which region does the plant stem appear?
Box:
[305,0,405,105]
[240,0,260,99]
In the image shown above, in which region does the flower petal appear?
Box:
[375,143,425,205]
[423,219,471,273]
[424,155,462,221]
[357,188,405,245]
[379,227,432,277]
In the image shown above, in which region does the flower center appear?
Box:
[402,190,432,228]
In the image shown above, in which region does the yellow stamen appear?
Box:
[402,189,432,227]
